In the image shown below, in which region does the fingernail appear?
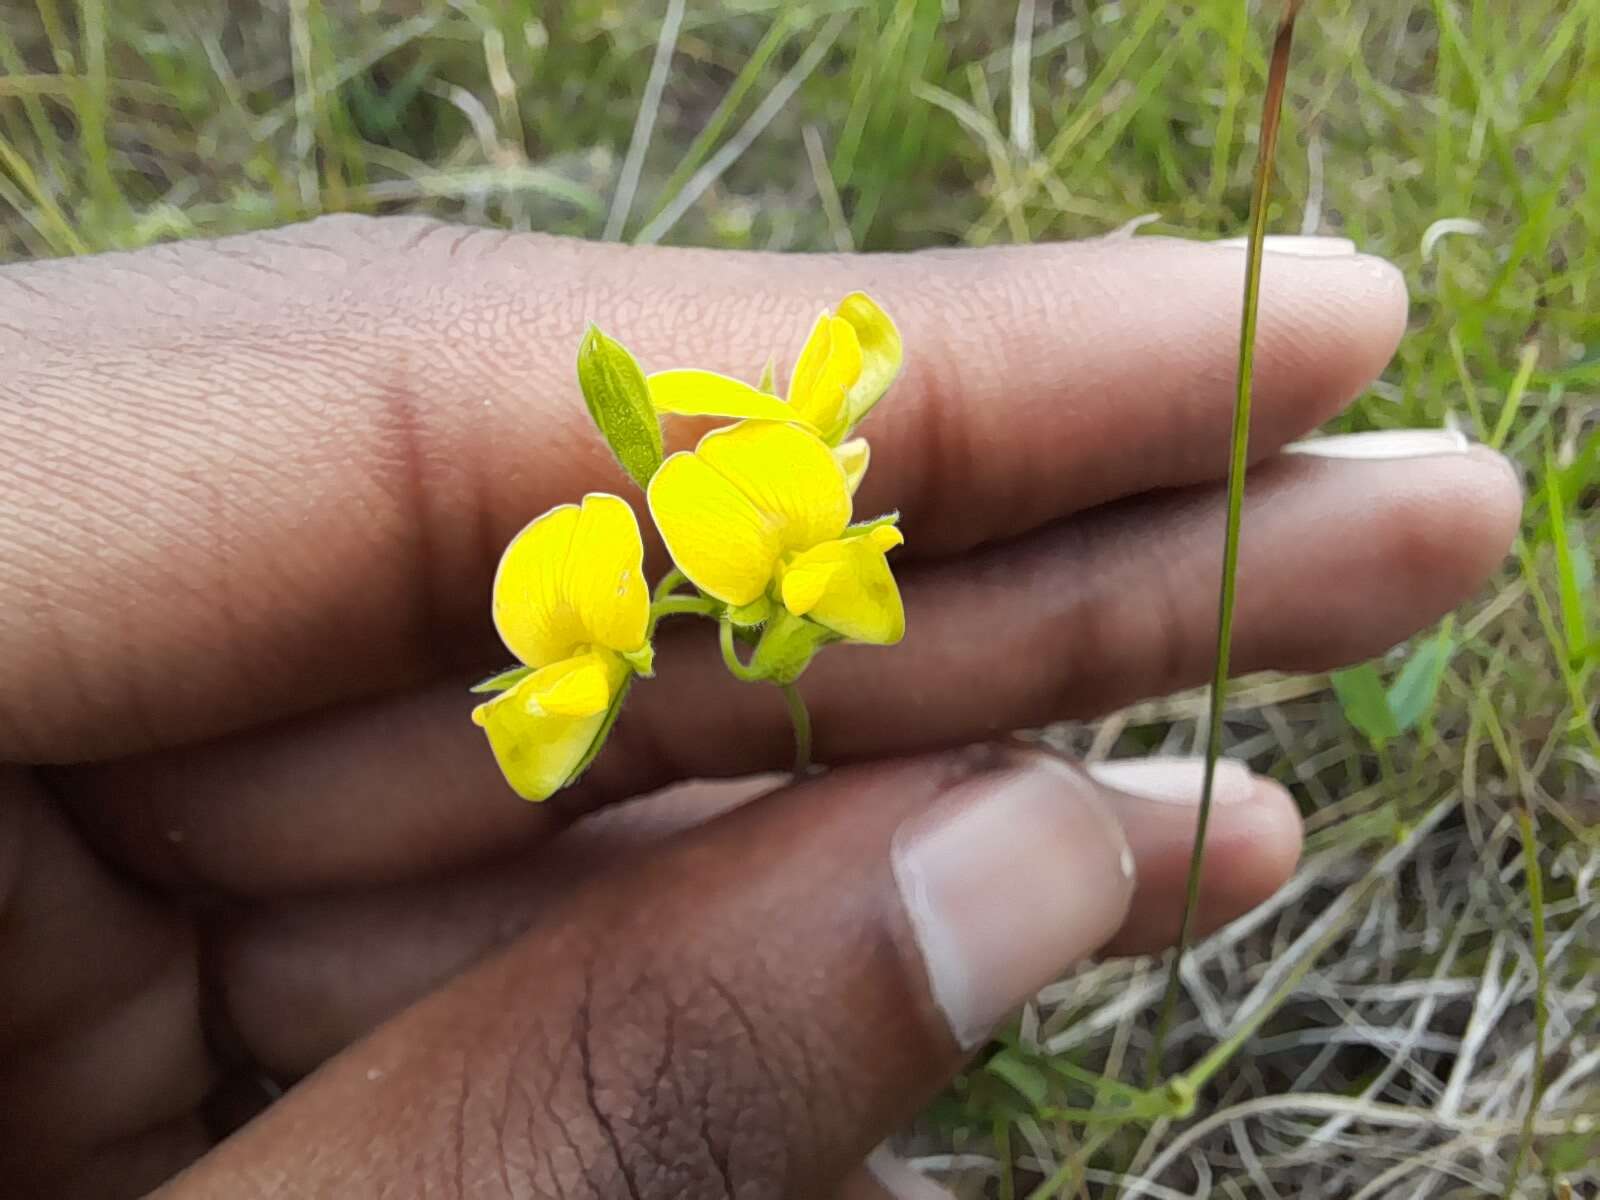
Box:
[891,753,1134,1050]
[1211,234,1359,257]
[1088,756,1257,806]
[865,1146,958,1200]
[1285,428,1470,460]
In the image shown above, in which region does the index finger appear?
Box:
[0,218,1404,759]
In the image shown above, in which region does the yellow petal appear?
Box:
[648,369,815,429]
[648,447,781,606]
[693,420,851,553]
[524,651,614,717]
[836,292,902,428]
[492,503,586,668]
[471,651,627,801]
[780,558,841,616]
[786,313,862,442]
[866,524,904,553]
[564,493,649,655]
[779,534,905,645]
[491,494,649,666]
[834,438,870,496]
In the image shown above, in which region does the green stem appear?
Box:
[719,618,764,683]
[1022,1125,1118,1200]
[1376,740,1403,839]
[1147,0,1301,1088]
[781,683,813,774]
[652,567,689,602]
[649,595,718,622]
[1171,794,1457,1101]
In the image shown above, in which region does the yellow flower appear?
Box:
[471,493,650,801]
[647,292,902,468]
[647,420,905,645]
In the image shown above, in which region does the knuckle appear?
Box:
[576,966,790,1200]
[478,962,796,1200]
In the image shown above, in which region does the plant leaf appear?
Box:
[985,1049,1050,1109]
[577,326,664,490]
[1386,629,1455,734]
[1331,662,1399,746]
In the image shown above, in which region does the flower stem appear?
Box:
[718,618,764,683]
[649,595,718,622]
[1146,0,1301,1087]
[781,683,812,774]
[651,567,688,602]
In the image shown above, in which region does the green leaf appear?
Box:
[984,1049,1050,1109]
[577,325,664,490]
[1331,662,1399,746]
[1386,629,1455,734]
[469,664,533,694]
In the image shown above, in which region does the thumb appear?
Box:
[157,747,1136,1197]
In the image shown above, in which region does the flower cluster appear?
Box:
[472,295,905,801]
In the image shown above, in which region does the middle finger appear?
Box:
[63,442,1518,895]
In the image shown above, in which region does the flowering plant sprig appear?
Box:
[471,295,905,801]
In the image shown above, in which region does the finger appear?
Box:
[0,220,1405,759]
[0,770,212,1195]
[155,747,1146,1198]
[66,442,1517,895]
[209,755,1295,1081]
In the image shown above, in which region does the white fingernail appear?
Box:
[865,1146,959,1200]
[891,755,1134,1050]
[1285,429,1471,460]
[1211,234,1359,257]
[1088,756,1257,806]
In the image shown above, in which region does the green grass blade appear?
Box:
[1544,448,1591,664]
[1147,0,1301,1086]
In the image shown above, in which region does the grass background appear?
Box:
[1,1,1595,1195]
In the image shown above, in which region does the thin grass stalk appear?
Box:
[1504,802,1549,1197]
[1147,0,1303,1086]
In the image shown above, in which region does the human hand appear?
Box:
[0,220,1519,1197]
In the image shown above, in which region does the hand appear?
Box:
[0,219,1519,1198]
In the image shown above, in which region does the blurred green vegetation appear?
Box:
[1,1,1595,1194]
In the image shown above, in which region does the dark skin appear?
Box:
[0,218,1519,1198]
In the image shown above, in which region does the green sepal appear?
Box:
[577,325,664,490]
[757,354,778,393]
[749,609,837,685]
[727,596,772,627]
[470,664,533,694]
[621,642,656,678]
[565,676,632,786]
[843,511,900,538]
